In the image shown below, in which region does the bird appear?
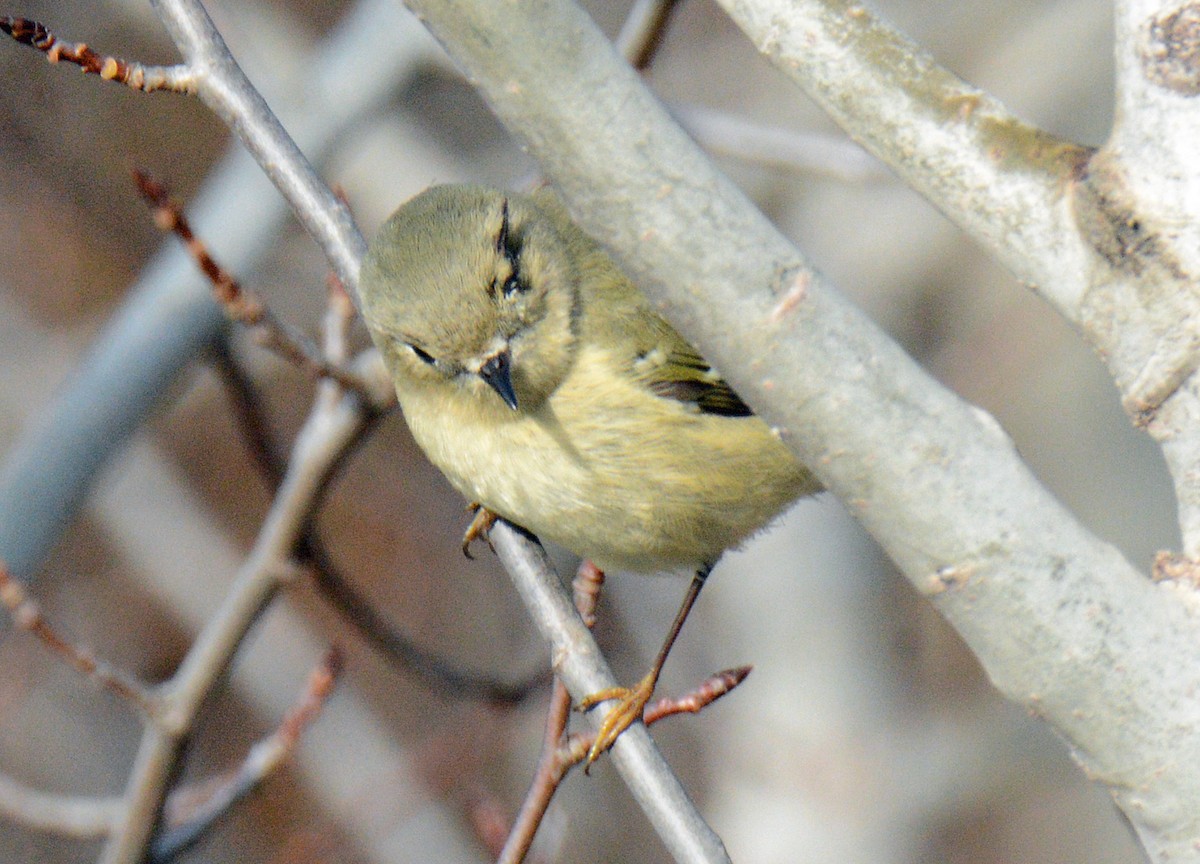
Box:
[358,184,819,765]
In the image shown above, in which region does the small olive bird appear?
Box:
[359,185,819,764]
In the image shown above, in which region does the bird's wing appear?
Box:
[631,331,754,418]
[535,187,754,418]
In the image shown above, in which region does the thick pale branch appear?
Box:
[399,0,1200,859]
[1111,0,1200,262]
[717,1,1200,474]
[715,0,1095,317]
[1107,1,1200,553]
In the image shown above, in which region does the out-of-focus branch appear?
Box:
[672,103,887,181]
[149,649,343,862]
[397,1,1200,860]
[99,349,391,864]
[614,0,681,71]
[0,564,156,715]
[133,170,369,396]
[0,775,122,839]
[0,0,433,580]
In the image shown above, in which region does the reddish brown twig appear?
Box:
[0,561,156,715]
[0,17,197,93]
[132,170,370,398]
[151,649,343,861]
[561,666,752,768]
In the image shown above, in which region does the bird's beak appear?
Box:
[478,348,518,410]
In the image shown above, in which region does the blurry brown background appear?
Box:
[0,1,1169,862]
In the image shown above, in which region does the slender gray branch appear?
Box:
[491,524,732,864]
[399,0,1200,859]
[147,0,366,296]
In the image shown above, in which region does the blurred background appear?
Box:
[0,0,1170,862]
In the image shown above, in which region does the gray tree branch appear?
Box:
[400,0,1200,859]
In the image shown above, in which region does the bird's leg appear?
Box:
[461,503,499,559]
[578,562,713,769]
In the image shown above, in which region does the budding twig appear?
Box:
[150,649,343,861]
[0,17,198,93]
[559,666,752,770]
[132,170,370,398]
[0,561,157,716]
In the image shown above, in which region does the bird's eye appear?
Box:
[501,273,523,298]
[407,343,437,365]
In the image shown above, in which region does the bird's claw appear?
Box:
[461,503,498,559]
[577,669,658,772]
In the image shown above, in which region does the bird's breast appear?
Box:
[396,347,814,572]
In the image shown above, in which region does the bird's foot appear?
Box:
[461,503,498,559]
[577,669,658,771]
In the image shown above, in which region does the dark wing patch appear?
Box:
[647,376,754,416]
[637,346,754,417]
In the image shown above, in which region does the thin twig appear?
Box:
[132,170,370,398]
[0,17,198,93]
[302,537,550,704]
[149,649,343,861]
[207,340,287,487]
[562,666,752,768]
[322,274,355,366]
[0,774,122,839]
[0,561,157,716]
[209,329,544,703]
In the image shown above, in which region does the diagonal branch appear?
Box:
[712,0,1094,319]
[397,1,1200,860]
[490,525,732,864]
[146,0,365,297]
